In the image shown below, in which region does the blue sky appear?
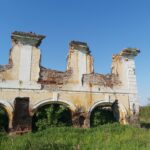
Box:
[0,0,149,105]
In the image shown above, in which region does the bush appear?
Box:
[140,106,150,128]
[32,104,72,131]
[90,107,116,127]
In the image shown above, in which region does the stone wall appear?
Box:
[83,73,121,88]
[38,67,72,90]
[0,31,140,133]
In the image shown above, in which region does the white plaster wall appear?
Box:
[78,50,86,84]
[0,80,41,89]
[19,45,32,82]
[30,47,41,82]
[112,55,139,113]
[123,57,139,112]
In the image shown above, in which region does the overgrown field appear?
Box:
[1,124,150,150]
[0,106,150,150]
[140,106,150,128]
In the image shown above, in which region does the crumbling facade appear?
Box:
[0,31,140,133]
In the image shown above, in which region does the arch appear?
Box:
[88,100,128,126]
[0,100,14,130]
[32,99,74,131]
[88,100,127,116]
[88,100,114,115]
[32,98,76,113]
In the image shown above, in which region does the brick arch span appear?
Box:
[31,98,76,114]
[88,100,128,126]
[0,100,14,129]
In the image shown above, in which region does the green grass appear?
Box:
[0,124,150,150]
[0,106,150,150]
[140,106,150,128]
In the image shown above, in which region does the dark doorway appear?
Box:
[79,115,85,127]
[32,103,72,132]
[0,106,9,132]
[12,97,32,133]
[90,105,117,127]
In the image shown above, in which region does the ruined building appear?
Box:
[0,31,140,133]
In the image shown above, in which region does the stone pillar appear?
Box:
[12,97,32,134]
[10,31,45,83]
[83,113,90,128]
[8,114,13,130]
[112,48,140,115]
[66,41,94,86]
[72,110,89,128]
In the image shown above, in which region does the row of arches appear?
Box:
[0,99,127,132]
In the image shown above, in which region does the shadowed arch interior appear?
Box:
[90,101,119,127]
[32,103,72,131]
[0,104,9,132]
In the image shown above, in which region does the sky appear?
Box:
[0,0,149,105]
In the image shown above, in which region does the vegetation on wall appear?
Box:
[90,106,116,127]
[32,104,72,131]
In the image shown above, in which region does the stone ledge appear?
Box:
[11,31,45,47]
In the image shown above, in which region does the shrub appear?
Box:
[140,106,150,128]
[32,104,72,131]
[90,106,116,127]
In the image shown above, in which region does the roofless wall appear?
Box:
[0,31,140,133]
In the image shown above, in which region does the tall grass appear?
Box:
[0,106,150,150]
[140,106,150,128]
[0,123,150,150]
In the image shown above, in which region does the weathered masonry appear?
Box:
[0,31,140,133]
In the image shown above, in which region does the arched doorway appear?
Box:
[89,101,119,127]
[32,103,72,131]
[0,105,9,132]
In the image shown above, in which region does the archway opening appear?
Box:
[90,103,118,127]
[32,103,72,131]
[0,105,9,132]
